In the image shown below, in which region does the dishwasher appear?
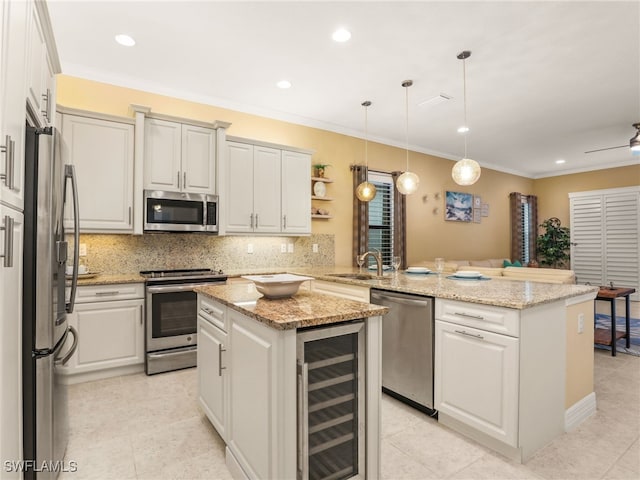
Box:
[370,289,436,414]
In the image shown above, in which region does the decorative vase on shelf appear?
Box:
[314,164,330,178]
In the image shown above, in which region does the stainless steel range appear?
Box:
[141,268,227,375]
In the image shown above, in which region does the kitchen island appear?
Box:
[195,283,388,480]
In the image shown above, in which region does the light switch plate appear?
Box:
[79,243,87,257]
[287,243,294,253]
[247,243,254,254]
[280,244,287,253]
[312,244,319,253]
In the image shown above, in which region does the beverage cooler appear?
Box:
[297,321,365,480]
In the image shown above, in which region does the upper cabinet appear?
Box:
[223,138,311,235]
[1,0,60,211]
[1,0,29,210]
[281,150,311,234]
[26,0,58,128]
[60,111,135,233]
[144,118,216,195]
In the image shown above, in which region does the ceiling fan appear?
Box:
[584,123,640,154]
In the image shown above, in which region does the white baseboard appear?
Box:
[565,392,597,431]
[59,364,144,384]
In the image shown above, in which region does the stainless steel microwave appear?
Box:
[144,190,218,233]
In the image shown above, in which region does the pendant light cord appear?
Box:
[402,80,413,172]
[463,56,468,159]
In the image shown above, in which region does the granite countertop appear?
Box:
[195,283,388,331]
[71,273,145,286]
[285,266,599,310]
[70,266,598,310]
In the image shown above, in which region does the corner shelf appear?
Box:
[311,177,333,220]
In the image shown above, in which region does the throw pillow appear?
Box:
[503,260,523,267]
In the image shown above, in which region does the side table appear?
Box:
[594,286,636,356]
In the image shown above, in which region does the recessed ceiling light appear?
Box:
[457,126,470,133]
[115,34,135,47]
[555,159,566,164]
[276,80,292,89]
[332,28,351,42]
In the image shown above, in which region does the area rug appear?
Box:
[594,313,640,356]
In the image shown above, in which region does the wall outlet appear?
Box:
[280,244,287,253]
[247,243,254,254]
[312,244,319,253]
[79,243,87,257]
[287,243,294,253]
[577,313,585,334]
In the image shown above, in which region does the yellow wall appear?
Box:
[565,301,595,408]
[533,165,640,226]
[56,75,636,266]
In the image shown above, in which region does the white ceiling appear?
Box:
[47,0,640,179]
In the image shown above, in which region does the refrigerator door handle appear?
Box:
[65,164,80,313]
[55,326,78,366]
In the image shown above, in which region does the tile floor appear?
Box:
[61,348,639,480]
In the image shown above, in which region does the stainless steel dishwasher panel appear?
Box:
[371,289,434,410]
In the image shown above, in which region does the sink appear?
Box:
[327,273,388,281]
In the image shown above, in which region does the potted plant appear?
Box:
[537,217,571,268]
[313,164,331,178]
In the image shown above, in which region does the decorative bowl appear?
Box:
[241,274,314,299]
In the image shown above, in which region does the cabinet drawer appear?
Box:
[198,296,227,332]
[75,283,145,303]
[435,299,519,337]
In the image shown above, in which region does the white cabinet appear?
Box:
[26,1,56,127]
[197,296,228,441]
[225,138,311,235]
[61,113,135,232]
[281,150,311,234]
[227,308,296,480]
[0,205,23,476]
[434,298,568,462]
[144,118,216,194]
[0,0,29,210]
[435,320,519,446]
[60,283,145,383]
[226,141,281,233]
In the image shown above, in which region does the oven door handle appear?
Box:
[147,283,212,294]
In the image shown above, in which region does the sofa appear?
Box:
[416,258,576,284]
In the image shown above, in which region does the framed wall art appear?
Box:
[445,191,473,222]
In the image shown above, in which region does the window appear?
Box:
[367,171,394,267]
[509,192,538,265]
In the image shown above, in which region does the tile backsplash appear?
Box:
[71,233,335,274]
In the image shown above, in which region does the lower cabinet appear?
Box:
[197,313,228,441]
[435,320,519,446]
[434,298,567,462]
[226,308,297,480]
[60,284,145,383]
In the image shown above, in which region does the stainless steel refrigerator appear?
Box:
[22,125,79,480]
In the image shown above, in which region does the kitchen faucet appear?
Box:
[358,251,383,276]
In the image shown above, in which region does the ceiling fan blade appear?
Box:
[584,145,628,154]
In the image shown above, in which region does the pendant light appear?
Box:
[452,51,482,186]
[396,80,420,195]
[356,101,377,202]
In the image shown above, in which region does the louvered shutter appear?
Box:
[570,186,639,300]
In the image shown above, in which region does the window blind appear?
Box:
[367,172,394,267]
